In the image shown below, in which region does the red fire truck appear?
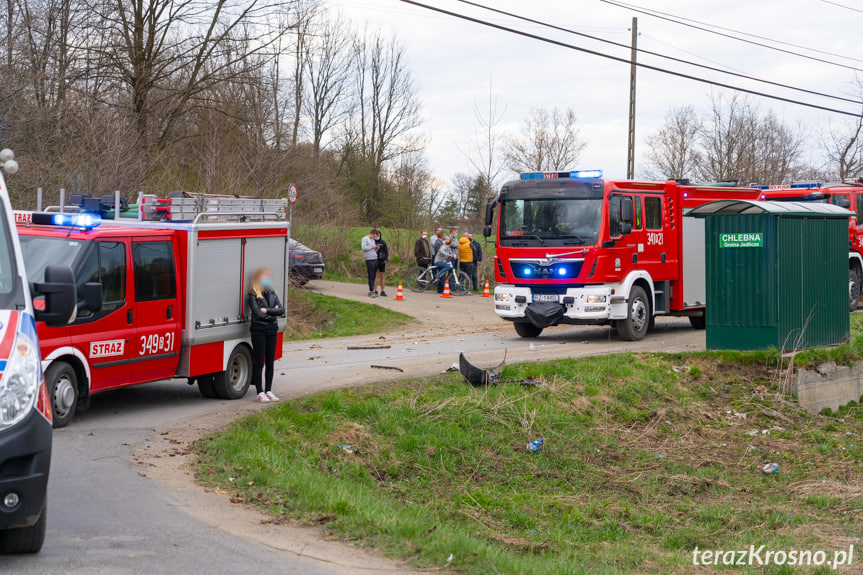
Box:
[483,170,765,341]
[757,182,863,311]
[15,195,289,427]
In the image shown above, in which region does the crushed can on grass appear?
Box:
[762,462,779,474]
[526,438,544,453]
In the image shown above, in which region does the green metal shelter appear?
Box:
[687,200,852,351]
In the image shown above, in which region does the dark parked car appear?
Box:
[289,240,325,285]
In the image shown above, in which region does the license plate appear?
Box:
[314,267,323,273]
[533,294,559,303]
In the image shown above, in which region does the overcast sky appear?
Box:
[328,0,862,186]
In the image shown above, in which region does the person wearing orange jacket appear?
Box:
[458,235,473,293]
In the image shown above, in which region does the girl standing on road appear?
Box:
[248,267,284,403]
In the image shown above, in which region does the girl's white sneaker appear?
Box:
[266,391,280,402]
[256,392,270,403]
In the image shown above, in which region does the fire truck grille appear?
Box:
[511,260,583,280]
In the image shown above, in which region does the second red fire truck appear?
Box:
[15,195,290,427]
[483,170,768,341]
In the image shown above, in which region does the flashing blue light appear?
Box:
[558,267,567,276]
[523,267,532,276]
[683,192,688,198]
[33,213,102,230]
[570,169,602,179]
[520,169,603,180]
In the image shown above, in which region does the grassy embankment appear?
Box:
[197,316,863,574]
[284,289,413,341]
[295,225,497,287]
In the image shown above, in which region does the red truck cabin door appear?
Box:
[70,239,136,391]
[130,238,181,382]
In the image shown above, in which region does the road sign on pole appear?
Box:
[286,183,297,320]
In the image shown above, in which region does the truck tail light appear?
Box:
[36,378,52,424]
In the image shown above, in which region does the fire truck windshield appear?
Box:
[0,208,20,307]
[500,198,601,246]
[20,236,88,283]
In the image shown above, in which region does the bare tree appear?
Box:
[303,10,352,155]
[505,107,586,173]
[822,117,863,180]
[698,93,804,185]
[93,0,291,147]
[343,29,422,221]
[644,106,702,180]
[462,82,506,193]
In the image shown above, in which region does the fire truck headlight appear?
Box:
[0,333,40,431]
[494,293,509,302]
[586,295,607,304]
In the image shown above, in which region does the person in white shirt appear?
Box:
[361,229,380,297]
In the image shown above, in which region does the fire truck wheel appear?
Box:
[617,286,651,342]
[197,374,218,399]
[513,322,543,338]
[850,270,860,313]
[213,345,253,400]
[45,362,78,428]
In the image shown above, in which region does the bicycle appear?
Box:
[406,262,471,296]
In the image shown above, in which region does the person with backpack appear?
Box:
[374,230,389,297]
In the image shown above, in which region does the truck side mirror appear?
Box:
[621,199,634,223]
[33,265,76,327]
[620,222,633,235]
[483,225,492,238]
[838,197,852,209]
[81,282,102,313]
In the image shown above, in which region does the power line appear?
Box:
[455,0,861,105]
[397,0,862,117]
[820,0,863,14]
[599,0,863,72]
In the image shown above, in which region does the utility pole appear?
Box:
[627,17,638,180]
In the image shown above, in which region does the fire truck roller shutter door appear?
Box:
[189,238,243,344]
[243,236,287,330]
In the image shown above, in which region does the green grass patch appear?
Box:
[284,289,413,340]
[196,347,863,574]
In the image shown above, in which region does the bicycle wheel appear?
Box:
[450,271,471,296]
[406,266,431,292]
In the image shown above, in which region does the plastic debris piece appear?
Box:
[337,445,353,454]
[762,462,779,474]
[734,412,747,419]
[657,454,666,459]
[747,430,759,436]
[526,439,544,453]
[447,554,453,562]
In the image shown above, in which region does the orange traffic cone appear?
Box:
[393,282,404,301]
[481,280,491,297]
[440,279,452,298]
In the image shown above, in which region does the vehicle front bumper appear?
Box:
[0,410,51,530]
[492,284,628,323]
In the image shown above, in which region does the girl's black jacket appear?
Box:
[247,289,284,335]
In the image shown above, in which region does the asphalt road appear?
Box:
[3,281,706,575]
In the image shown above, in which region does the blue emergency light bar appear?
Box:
[520,169,603,180]
[31,212,101,230]
[751,182,823,191]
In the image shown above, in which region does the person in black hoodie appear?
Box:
[247,267,284,402]
[374,230,390,297]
